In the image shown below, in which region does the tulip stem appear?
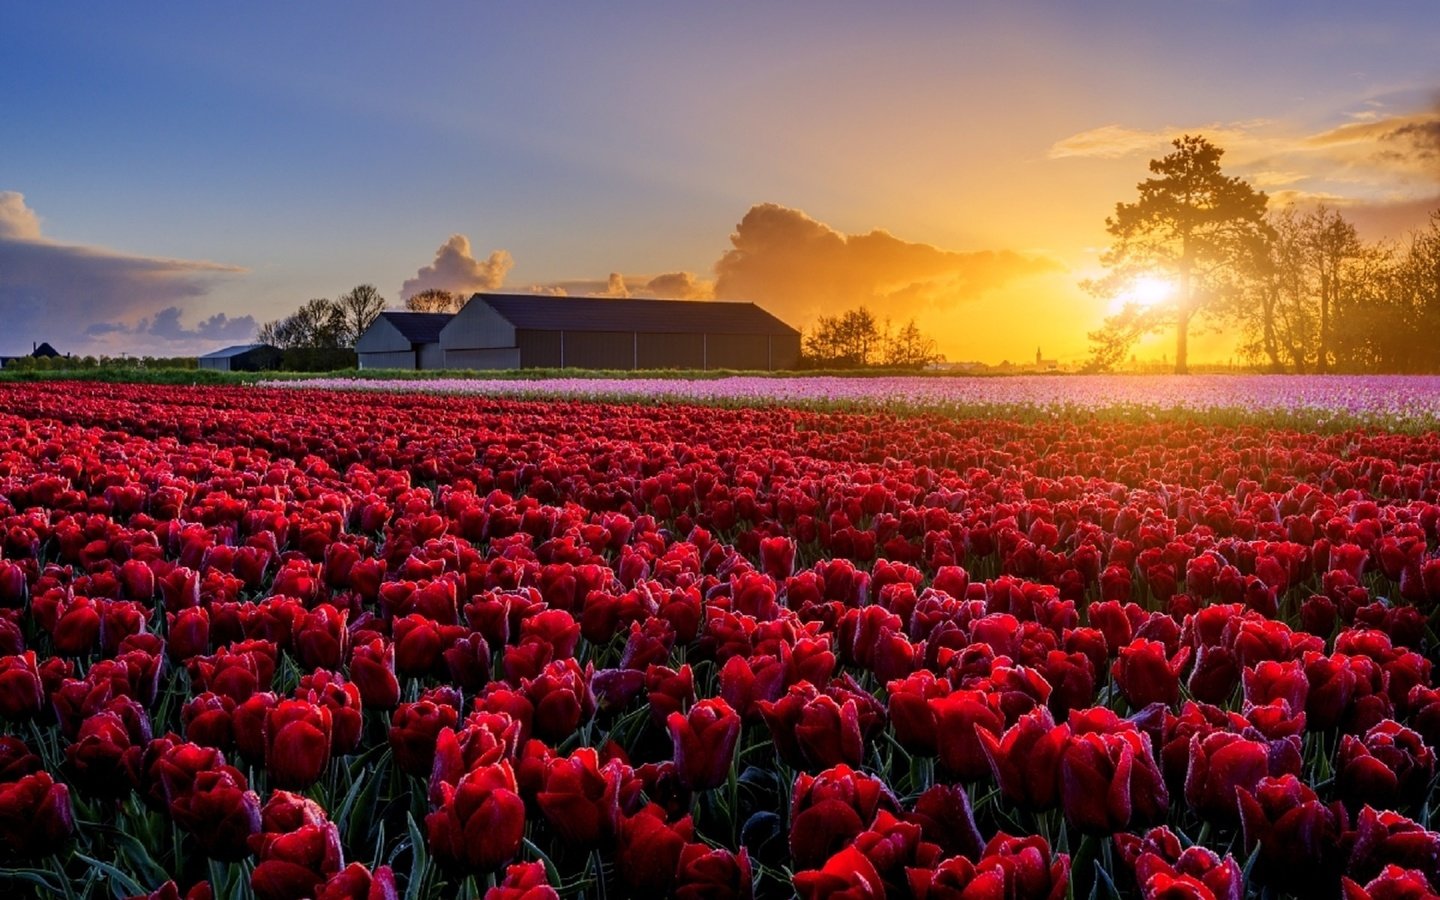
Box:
[49,856,76,900]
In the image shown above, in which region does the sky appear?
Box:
[3,1,1439,362]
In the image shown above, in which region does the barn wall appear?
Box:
[561,331,637,370]
[704,333,771,370]
[355,319,413,354]
[771,334,801,370]
[198,358,230,372]
[417,343,446,370]
[357,350,417,370]
[441,299,517,350]
[517,330,562,368]
[637,333,704,369]
[444,348,521,370]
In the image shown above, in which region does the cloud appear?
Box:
[400,234,513,300]
[520,272,715,300]
[711,203,1058,325]
[1048,121,1271,160]
[644,271,714,299]
[0,192,42,240]
[0,191,245,356]
[604,272,630,298]
[146,307,257,342]
[82,307,257,345]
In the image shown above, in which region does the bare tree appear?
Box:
[336,284,387,346]
[257,298,347,349]
[404,288,465,313]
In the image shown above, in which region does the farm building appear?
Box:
[355,312,450,370]
[197,344,282,372]
[0,341,63,369]
[438,293,801,370]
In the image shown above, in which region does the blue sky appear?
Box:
[4,2,1438,360]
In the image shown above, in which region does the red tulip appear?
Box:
[535,747,623,847]
[426,762,527,872]
[0,771,74,858]
[316,863,399,900]
[250,819,345,900]
[617,803,693,893]
[928,688,1005,780]
[790,764,900,870]
[265,699,333,789]
[668,697,740,790]
[979,706,1068,813]
[1347,806,1440,891]
[349,638,400,710]
[1237,774,1348,893]
[1113,639,1190,709]
[389,694,461,777]
[167,767,262,861]
[483,861,559,900]
[673,842,753,900]
[1183,731,1301,822]
[1338,720,1436,811]
[0,651,44,720]
[1059,724,1168,834]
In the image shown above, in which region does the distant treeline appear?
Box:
[1,354,199,372]
[800,307,942,369]
[1231,207,1440,373]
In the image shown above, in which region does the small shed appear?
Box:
[440,293,801,370]
[198,344,282,372]
[355,312,451,370]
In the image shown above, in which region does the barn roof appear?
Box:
[378,311,452,344]
[476,294,799,336]
[200,344,275,359]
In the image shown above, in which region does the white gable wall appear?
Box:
[355,317,415,354]
[440,298,517,352]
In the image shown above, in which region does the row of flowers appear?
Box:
[271,373,1440,428]
[1,383,1439,899]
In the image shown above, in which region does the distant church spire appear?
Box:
[1036,346,1041,365]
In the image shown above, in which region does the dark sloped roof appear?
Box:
[379,311,453,344]
[32,342,60,358]
[200,344,277,359]
[476,293,799,336]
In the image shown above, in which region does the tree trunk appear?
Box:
[1317,270,1330,374]
[1175,313,1189,375]
[1261,285,1283,372]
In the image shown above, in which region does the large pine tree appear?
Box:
[1090,135,1270,374]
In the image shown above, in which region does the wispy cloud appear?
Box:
[520,272,716,300]
[1048,121,1273,160]
[0,191,245,356]
[1050,97,1440,235]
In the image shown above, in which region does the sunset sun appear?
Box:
[1108,274,1177,315]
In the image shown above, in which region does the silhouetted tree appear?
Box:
[257,298,346,349]
[336,284,387,346]
[1088,135,1270,373]
[883,319,941,368]
[803,306,888,367]
[404,288,466,314]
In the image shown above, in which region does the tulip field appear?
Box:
[5,380,1440,900]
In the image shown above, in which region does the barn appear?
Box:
[197,344,281,372]
[439,293,800,371]
[355,312,450,370]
